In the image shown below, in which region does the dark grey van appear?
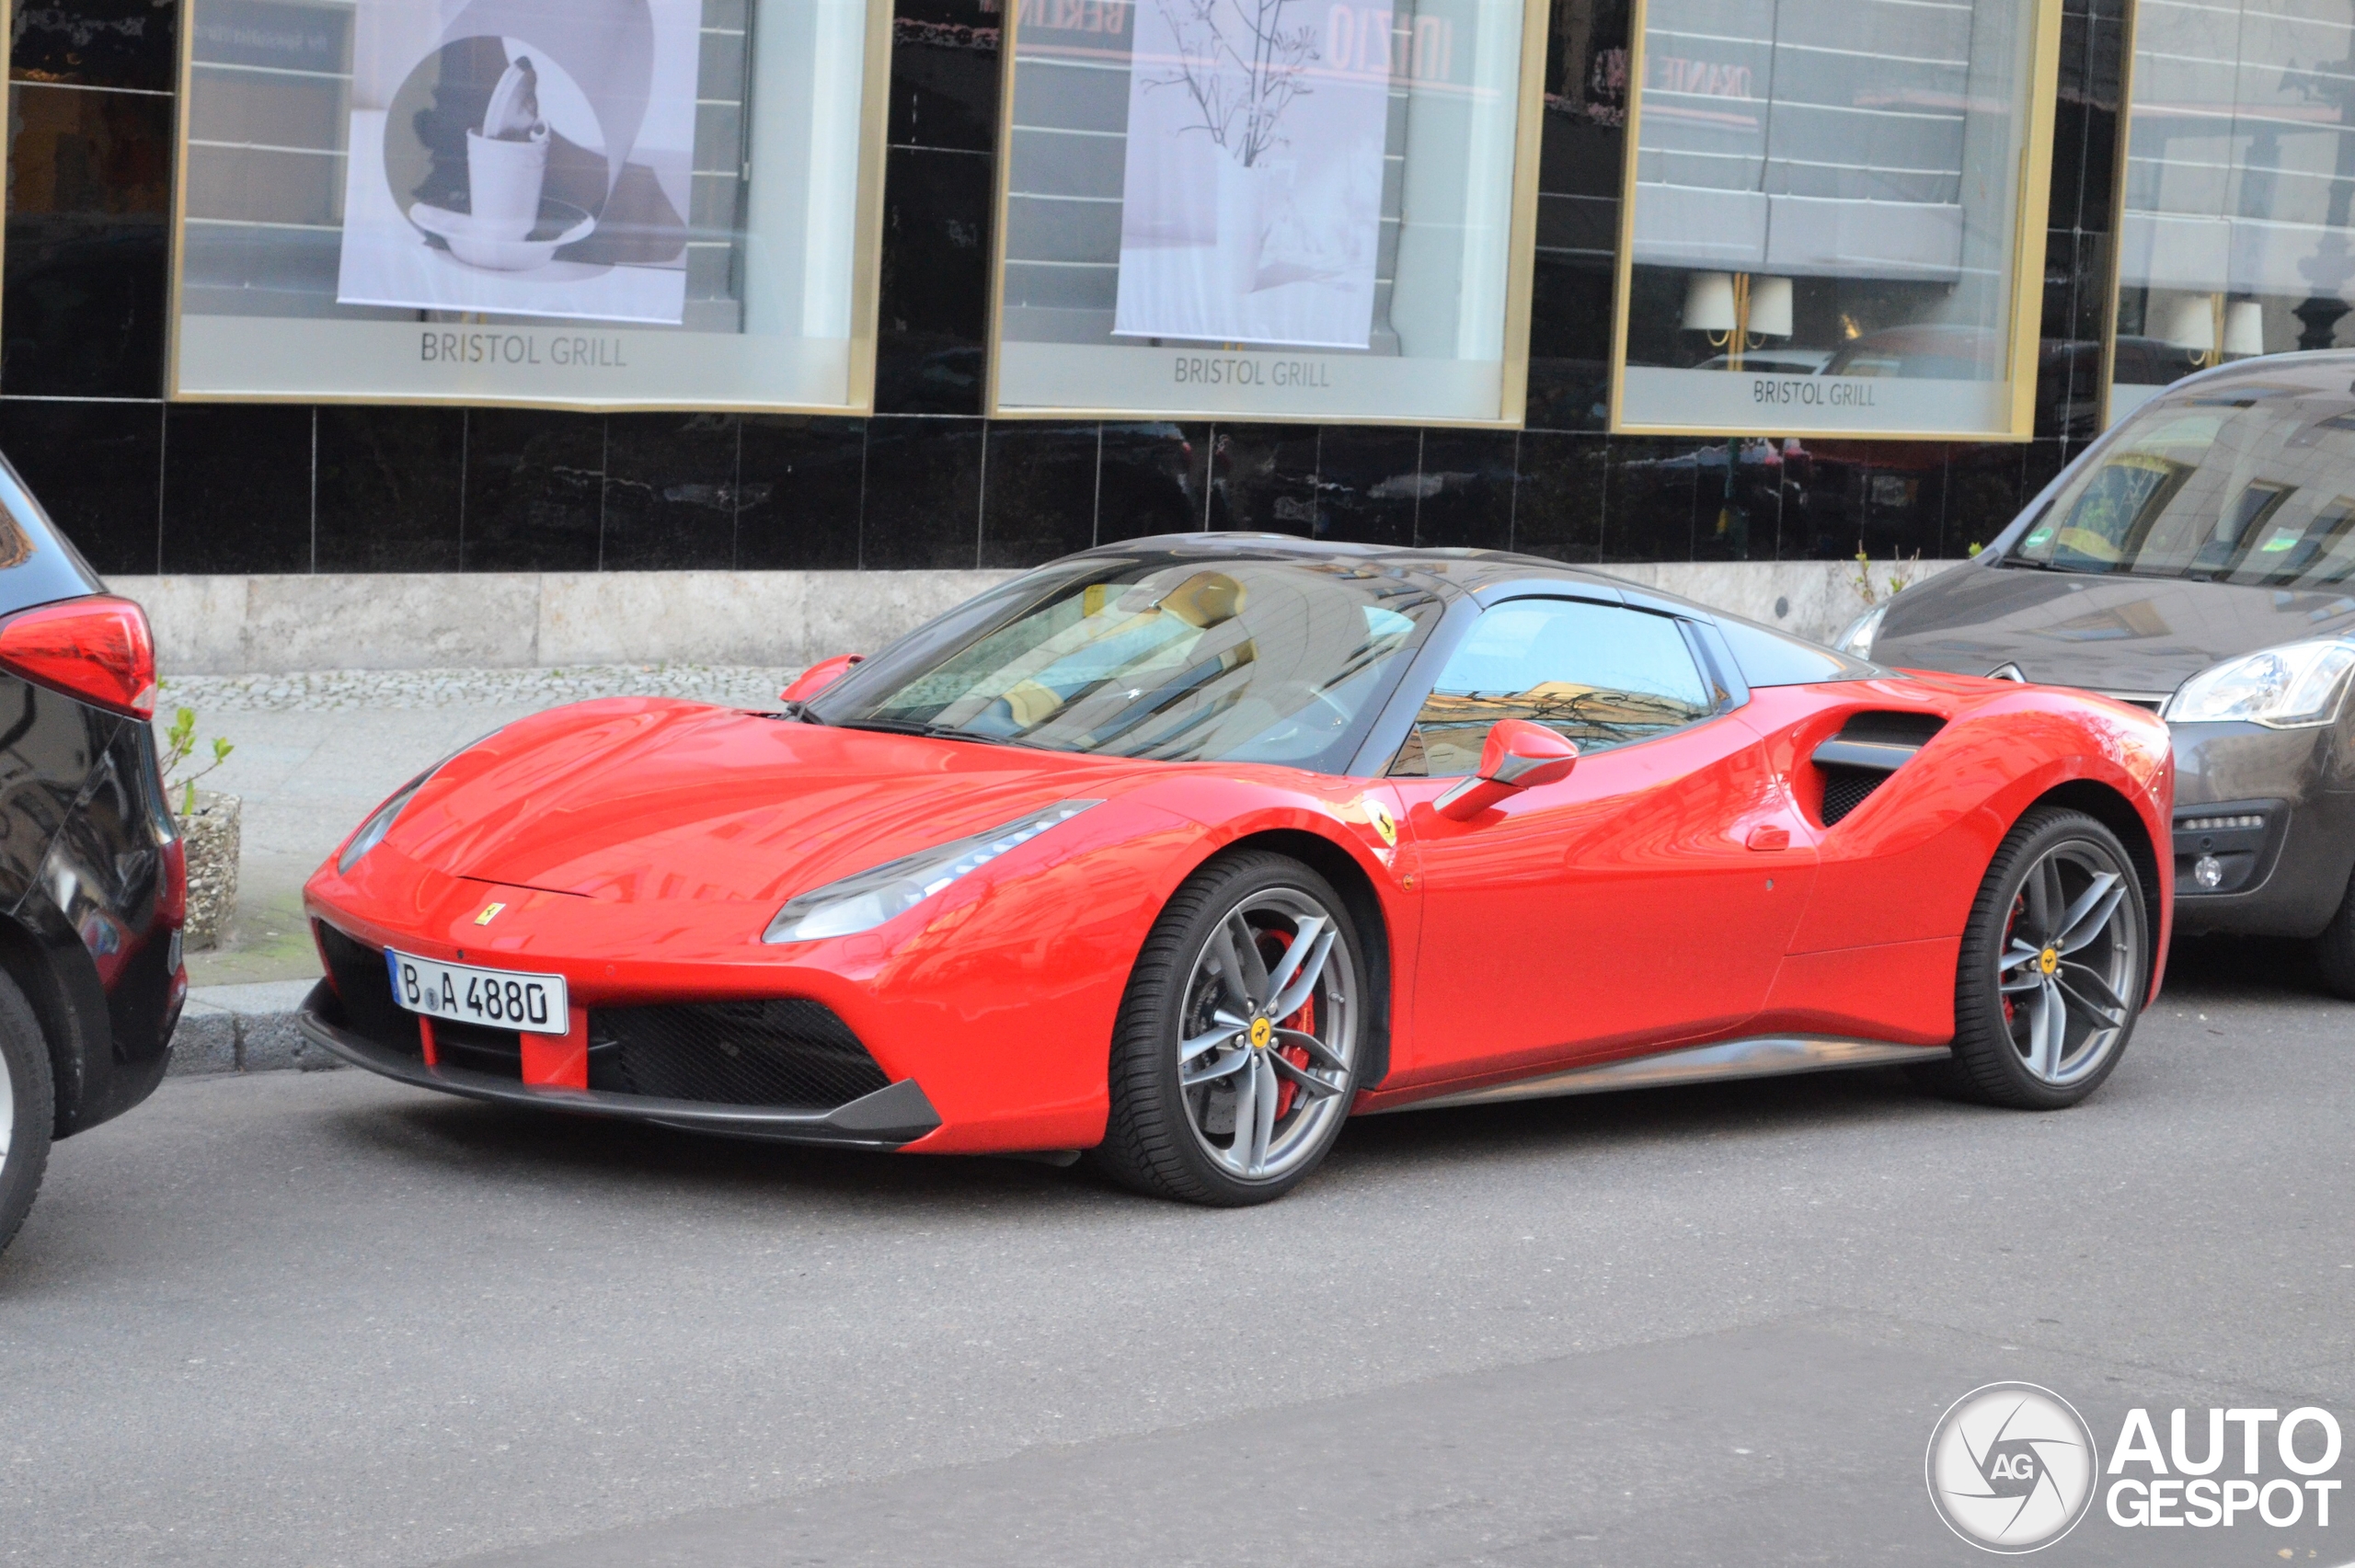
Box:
[1849,351,2355,993]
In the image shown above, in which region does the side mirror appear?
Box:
[781,653,864,704]
[1434,719,1578,821]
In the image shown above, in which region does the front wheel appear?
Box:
[2311,866,2355,1001]
[1092,852,1365,1206]
[1927,807,2149,1109]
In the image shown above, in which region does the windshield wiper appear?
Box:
[833,716,1025,748]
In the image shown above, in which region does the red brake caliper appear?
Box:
[1259,929,1317,1119]
[2001,893,2024,1025]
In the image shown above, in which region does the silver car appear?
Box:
[1845,351,2355,995]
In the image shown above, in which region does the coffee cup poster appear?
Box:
[1112,0,1390,349]
[336,0,699,325]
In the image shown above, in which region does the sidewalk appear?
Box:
[156,664,799,1070]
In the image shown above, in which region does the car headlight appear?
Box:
[335,730,503,874]
[1834,601,1888,659]
[336,773,433,874]
[2163,639,2355,727]
[764,799,1101,944]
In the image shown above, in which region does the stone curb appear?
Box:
[168,979,344,1076]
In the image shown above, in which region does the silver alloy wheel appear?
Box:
[1996,841,2140,1086]
[0,1024,11,1169]
[1177,887,1357,1182]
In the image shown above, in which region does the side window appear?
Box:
[1391,600,1717,777]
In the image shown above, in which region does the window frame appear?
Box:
[163,0,895,414]
[1384,591,1745,777]
[1603,0,2069,442]
[981,0,1554,429]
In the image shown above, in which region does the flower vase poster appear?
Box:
[1113,0,1389,349]
[337,0,698,325]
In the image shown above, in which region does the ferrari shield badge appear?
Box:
[1364,800,1398,848]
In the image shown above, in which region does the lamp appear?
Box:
[2161,293,2217,359]
[2223,300,2265,358]
[1683,272,1738,334]
[1747,275,1793,338]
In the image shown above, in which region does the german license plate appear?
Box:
[385,950,569,1036]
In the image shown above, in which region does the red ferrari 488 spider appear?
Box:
[300,537,2173,1205]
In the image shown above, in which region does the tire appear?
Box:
[0,968,55,1260]
[2314,870,2355,1001]
[1092,851,1367,1206]
[1920,807,2149,1109]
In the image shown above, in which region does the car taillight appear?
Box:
[159,835,187,927]
[0,595,156,718]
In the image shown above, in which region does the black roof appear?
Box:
[1072,532,1690,609]
[2141,348,2355,400]
[1063,532,1877,688]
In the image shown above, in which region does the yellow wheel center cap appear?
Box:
[1249,1017,1274,1049]
[2039,947,2060,976]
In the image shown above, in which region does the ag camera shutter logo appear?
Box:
[1925,1382,2099,1552]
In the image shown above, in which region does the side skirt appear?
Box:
[1365,1036,1953,1115]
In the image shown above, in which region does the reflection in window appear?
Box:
[2019,374,2355,587]
[1392,599,1715,776]
[1616,0,2048,436]
[2111,0,2355,421]
[822,557,1440,770]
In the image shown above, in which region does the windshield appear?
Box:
[2012,379,2355,587]
[806,553,1443,771]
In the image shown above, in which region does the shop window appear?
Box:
[988,0,1550,428]
[1611,0,2062,439]
[2110,0,2355,420]
[168,0,889,411]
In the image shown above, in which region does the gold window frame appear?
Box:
[164,0,892,414]
[1605,0,2066,442]
[984,0,1552,429]
[2092,0,2139,432]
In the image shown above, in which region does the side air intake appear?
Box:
[1810,712,1946,827]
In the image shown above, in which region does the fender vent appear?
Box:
[1811,712,1946,827]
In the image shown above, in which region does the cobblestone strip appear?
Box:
[156,664,807,714]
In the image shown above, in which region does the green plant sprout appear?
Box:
[158,706,234,816]
[1850,544,1924,608]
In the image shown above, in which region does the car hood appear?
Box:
[383,699,1160,904]
[1872,562,2355,695]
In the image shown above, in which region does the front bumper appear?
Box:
[297,982,944,1148]
[2169,720,2355,938]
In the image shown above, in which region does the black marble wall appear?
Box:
[1,0,2124,578]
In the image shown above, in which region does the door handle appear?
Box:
[1745,824,1791,852]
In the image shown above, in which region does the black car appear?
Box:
[0,454,186,1257]
[1844,350,2355,993]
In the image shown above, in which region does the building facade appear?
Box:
[0,0,2232,663]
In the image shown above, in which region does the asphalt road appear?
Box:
[4,937,2351,1568]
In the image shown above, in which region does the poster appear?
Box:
[1111,0,1390,349]
[335,0,701,326]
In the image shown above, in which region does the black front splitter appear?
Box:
[294,982,943,1149]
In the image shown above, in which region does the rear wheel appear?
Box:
[1926,807,2148,1109]
[1092,852,1364,1206]
[0,969,55,1259]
